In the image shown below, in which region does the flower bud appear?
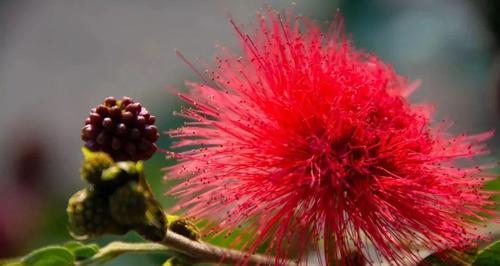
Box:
[134,193,167,242]
[67,188,128,239]
[80,147,139,190]
[81,96,160,162]
[107,178,166,241]
[109,181,148,225]
[80,148,113,185]
[166,215,200,241]
[134,205,167,242]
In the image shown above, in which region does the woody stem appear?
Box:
[159,229,297,265]
[76,232,297,266]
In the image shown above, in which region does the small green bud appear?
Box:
[166,215,200,241]
[67,188,128,239]
[80,147,113,185]
[108,180,166,241]
[109,181,147,225]
[134,201,167,242]
[80,147,140,190]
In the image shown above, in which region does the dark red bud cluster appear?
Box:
[81,96,159,161]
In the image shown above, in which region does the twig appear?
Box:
[76,241,169,265]
[75,231,298,266]
[160,230,297,266]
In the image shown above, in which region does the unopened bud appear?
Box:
[108,178,166,242]
[109,181,148,225]
[166,215,200,241]
[81,96,159,162]
[80,148,113,185]
[67,188,128,239]
[80,147,140,190]
[134,198,167,242]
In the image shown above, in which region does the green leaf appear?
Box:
[417,252,447,266]
[73,244,99,260]
[417,249,474,266]
[473,240,500,266]
[4,262,24,266]
[63,241,83,250]
[63,241,99,260]
[21,246,74,266]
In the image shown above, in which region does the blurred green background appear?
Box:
[0,0,498,265]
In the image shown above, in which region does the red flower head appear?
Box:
[166,10,494,265]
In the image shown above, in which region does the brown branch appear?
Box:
[160,230,298,266]
[76,231,297,266]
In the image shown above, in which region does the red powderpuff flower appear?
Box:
[166,11,494,265]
